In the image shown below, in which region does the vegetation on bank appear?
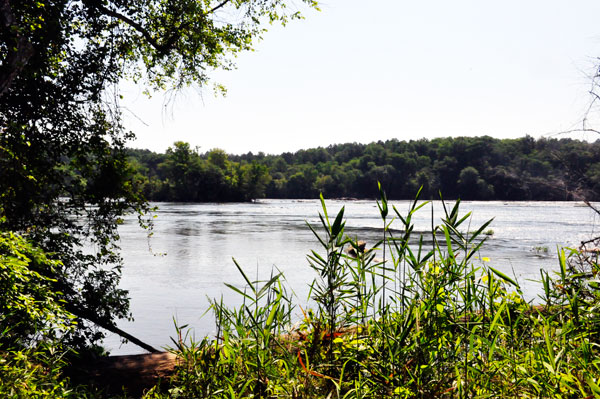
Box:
[128,136,600,202]
[3,189,600,398]
[144,190,600,398]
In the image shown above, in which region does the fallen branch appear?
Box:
[66,303,160,353]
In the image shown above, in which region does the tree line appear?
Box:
[128,135,600,202]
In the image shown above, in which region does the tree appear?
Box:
[0,0,318,348]
[158,141,203,201]
[457,166,494,200]
[239,161,271,201]
[207,148,230,170]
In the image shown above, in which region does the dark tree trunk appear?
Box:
[0,0,35,98]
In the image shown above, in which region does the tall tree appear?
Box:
[0,0,318,348]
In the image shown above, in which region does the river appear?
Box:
[103,199,600,354]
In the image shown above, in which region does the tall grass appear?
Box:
[155,189,600,399]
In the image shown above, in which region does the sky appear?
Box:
[122,0,600,155]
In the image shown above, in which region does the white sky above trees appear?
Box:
[122,0,600,155]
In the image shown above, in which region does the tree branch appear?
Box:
[209,0,232,15]
[82,0,167,53]
[550,128,600,136]
[29,261,160,353]
[66,303,160,353]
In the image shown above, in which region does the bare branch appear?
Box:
[548,128,600,136]
[208,0,232,15]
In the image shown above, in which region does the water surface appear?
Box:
[104,199,600,354]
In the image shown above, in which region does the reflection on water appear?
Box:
[104,199,600,354]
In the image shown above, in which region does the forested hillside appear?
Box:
[128,136,600,201]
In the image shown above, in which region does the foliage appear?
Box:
[0,229,75,346]
[136,188,600,398]
[0,0,318,348]
[133,142,271,202]
[0,343,83,399]
[0,230,84,398]
[129,135,600,202]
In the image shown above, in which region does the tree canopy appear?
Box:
[0,0,318,348]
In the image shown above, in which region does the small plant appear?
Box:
[533,245,549,253]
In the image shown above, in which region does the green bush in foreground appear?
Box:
[154,188,600,398]
[0,229,80,398]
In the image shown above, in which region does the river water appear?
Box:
[103,199,600,354]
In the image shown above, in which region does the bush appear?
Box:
[0,230,82,398]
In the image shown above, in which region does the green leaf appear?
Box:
[331,206,345,238]
[489,266,520,288]
[444,226,455,260]
[224,283,253,301]
[256,272,282,298]
[558,247,567,282]
[232,258,255,294]
[586,376,600,398]
[468,218,494,242]
[306,221,327,248]
[319,193,330,228]
[264,292,282,332]
[377,181,388,218]
[488,302,507,335]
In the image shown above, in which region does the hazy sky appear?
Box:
[122,0,600,155]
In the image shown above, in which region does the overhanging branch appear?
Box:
[209,0,232,14]
[82,0,204,56]
[66,303,160,353]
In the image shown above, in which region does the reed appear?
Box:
[158,188,600,399]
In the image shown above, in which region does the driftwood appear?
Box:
[83,352,178,397]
